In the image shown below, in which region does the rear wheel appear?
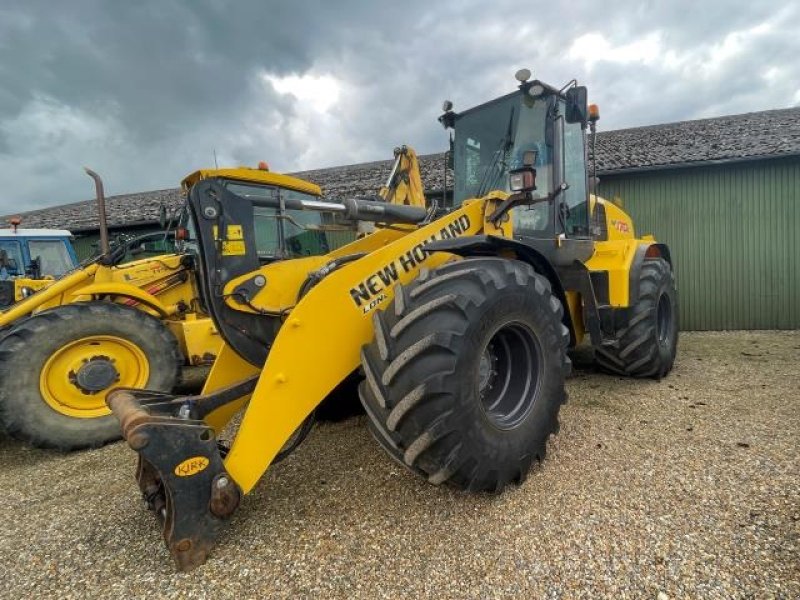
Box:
[595,257,678,378]
[359,258,570,492]
[0,302,182,450]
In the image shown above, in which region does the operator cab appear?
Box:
[441,73,595,265]
[180,167,351,262]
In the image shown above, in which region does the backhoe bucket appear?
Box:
[107,381,255,570]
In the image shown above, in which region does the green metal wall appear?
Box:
[599,157,800,330]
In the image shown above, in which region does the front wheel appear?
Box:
[0,302,182,450]
[359,258,570,492]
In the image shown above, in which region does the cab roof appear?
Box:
[0,229,72,238]
[181,167,321,197]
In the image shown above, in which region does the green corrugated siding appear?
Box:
[71,227,170,262]
[599,157,800,330]
[71,234,101,261]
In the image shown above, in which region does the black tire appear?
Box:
[594,258,678,379]
[359,258,570,492]
[0,302,182,450]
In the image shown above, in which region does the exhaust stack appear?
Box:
[84,168,111,256]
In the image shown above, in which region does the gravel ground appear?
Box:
[1,331,798,599]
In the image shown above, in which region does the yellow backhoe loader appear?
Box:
[0,164,355,450]
[108,72,678,570]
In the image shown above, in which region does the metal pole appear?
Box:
[84,168,111,256]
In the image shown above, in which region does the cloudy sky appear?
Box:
[1,0,798,214]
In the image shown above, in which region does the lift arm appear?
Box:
[106,196,497,570]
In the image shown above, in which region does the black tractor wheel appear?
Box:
[0,302,182,450]
[359,258,570,492]
[594,257,678,378]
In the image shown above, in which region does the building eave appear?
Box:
[598,151,800,177]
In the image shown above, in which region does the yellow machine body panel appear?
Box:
[181,167,322,197]
[581,195,656,309]
[165,314,223,366]
[9,277,52,302]
[222,227,413,314]
[564,290,586,342]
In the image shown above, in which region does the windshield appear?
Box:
[0,240,24,277]
[453,92,554,235]
[224,182,341,259]
[28,240,74,277]
[453,90,590,238]
[454,93,554,204]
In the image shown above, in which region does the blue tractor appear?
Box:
[0,224,80,308]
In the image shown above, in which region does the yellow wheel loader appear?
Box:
[0,165,353,451]
[107,72,678,570]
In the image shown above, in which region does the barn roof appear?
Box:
[6,106,800,232]
[595,107,800,173]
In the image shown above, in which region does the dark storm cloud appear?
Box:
[1,0,798,213]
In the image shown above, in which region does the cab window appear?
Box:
[0,241,23,276]
[224,182,335,259]
[561,118,589,237]
[28,240,73,277]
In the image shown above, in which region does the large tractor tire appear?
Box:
[359,258,570,492]
[0,302,182,450]
[594,257,678,379]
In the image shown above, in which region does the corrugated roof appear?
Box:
[596,107,800,172]
[6,106,800,232]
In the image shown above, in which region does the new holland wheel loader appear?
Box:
[0,164,353,451]
[107,72,678,570]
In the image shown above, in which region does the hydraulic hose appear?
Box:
[297,253,366,301]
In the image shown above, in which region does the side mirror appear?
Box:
[565,86,588,126]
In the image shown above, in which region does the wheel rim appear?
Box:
[40,335,150,418]
[656,293,672,346]
[477,321,543,430]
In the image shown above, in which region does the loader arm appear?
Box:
[106,187,505,570]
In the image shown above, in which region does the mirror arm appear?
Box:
[488,191,555,226]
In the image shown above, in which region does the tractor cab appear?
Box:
[0,228,78,280]
[441,73,596,264]
[0,227,79,308]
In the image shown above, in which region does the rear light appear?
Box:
[175,227,188,241]
[509,167,536,192]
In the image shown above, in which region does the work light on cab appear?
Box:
[509,150,538,193]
